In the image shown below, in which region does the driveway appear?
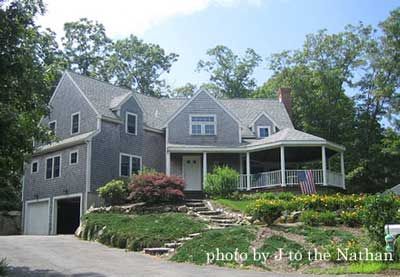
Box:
[0,235,356,277]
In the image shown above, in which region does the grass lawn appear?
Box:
[82,212,207,251]
[171,226,256,266]
[214,199,253,213]
[307,262,400,274]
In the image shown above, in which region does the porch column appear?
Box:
[166,151,171,175]
[340,151,345,188]
[321,146,327,186]
[203,152,207,189]
[246,152,251,190]
[280,146,286,186]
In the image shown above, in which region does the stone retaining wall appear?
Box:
[0,211,21,235]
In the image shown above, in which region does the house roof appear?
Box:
[66,72,293,135]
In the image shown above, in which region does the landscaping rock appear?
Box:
[0,210,21,235]
[144,247,173,255]
[177,205,188,213]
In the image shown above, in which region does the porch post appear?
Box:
[203,152,207,189]
[280,146,286,186]
[246,152,251,190]
[166,151,171,175]
[340,151,345,188]
[322,146,327,186]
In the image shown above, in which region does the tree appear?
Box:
[106,35,178,97]
[0,0,57,209]
[170,83,197,98]
[62,18,111,79]
[197,45,262,98]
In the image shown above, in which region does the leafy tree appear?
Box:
[171,83,197,98]
[106,35,178,97]
[0,0,57,209]
[197,45,262,98]
[62,18,111,79]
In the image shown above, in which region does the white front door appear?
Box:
[25,200,50,235]
[182,156,202,191]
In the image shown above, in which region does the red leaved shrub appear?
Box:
[128,172,185,204]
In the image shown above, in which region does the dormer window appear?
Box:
[125,112,137,135]
[190,115,216,136]
[48,121,56,135]
[71,112,80,134]
[257,126,271,138]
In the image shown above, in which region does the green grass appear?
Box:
[82,212,207,251]
[171,226,256,266]
[282,226,355,246]
[308,262,400,274]
[0,258,7,277]
[246,235,310,269]
[214,199,253,213]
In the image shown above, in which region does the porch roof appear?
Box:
[167,128,345,153]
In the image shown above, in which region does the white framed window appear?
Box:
[257,126,271,138]
[48,120,57,135]
[31,161,39,174]
[69,150,79,165]
[125,112,137,135]
[45,155,61,180]
[119,153,142,177]
[71,112,80,134]
[189,115,216,136]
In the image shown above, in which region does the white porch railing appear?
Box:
[238,169,344,190]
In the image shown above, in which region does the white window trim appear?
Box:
[69,150,79,165]
[48,120,57,135]
[125,112,138,135]
[45,154,62,180]
[257,126,272,138]
[31,160,39,174]
[119,153,142,177]
[70,112,81,135]
[189,114,217,136]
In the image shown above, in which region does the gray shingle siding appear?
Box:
[168,92,240,146]
[254,114,276,136]
[23,143,87,201]
[41,75,97,140]
[143,130,165,172]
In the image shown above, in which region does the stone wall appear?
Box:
[0,211,21,235]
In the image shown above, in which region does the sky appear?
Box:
[37,0,399,89]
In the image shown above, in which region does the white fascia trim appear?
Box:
[250,112,279,131]
[110,93,145,115]
[144,125,163,134]
[125,112,138,135]
[257,125,272,138]
[70,111,81,135]
[24,197,51,235]
[51,193,83,235]
[66,71,101,117]
[99,116,123,124]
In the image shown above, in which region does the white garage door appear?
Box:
[25,200,50,235]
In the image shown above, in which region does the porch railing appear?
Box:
[238,169,344,190]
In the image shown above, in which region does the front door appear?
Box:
[182,156,202,191]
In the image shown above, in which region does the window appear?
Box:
[70,151,78,165]
[45,155,61,179]
[257,126,271,138]
[48,121,56,135]
[190,115,216,136]
[71,112,80,134]
[31,161,38,173]
[120,153,142,177]
[125,112,137,135]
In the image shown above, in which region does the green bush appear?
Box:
[0,258,7,277]
[360,193,400,246]
[324,239,362,263]
[97,179,128,205]
[300,210,337,226]
[340,210,362,227]
[204,166,239,197]
[247,199,284,224]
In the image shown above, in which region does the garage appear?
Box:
[25,200,50,235]
[54,196,81,234]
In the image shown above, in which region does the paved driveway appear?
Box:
[0,235,356,277]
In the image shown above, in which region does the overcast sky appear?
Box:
[37,0,398,89]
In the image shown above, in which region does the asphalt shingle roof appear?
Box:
[66,72,293,134]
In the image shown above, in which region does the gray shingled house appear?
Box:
[22,71,346,235]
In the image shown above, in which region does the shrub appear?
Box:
[0,258,7,277]
[247,199,284,224]
[97,179,128,205]
[128,172,185,204]
[300,210,337,226]
[204,166,238,197]
[324,239,362,263]
[340,210,362,227]
[360,193,400,246]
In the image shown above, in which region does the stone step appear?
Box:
[217,223,238,228]
[144,247,173,255]
[186,202,206,207]
[197,210,221,216]
[193,207,209,212]
[210,218,237,224]
[164,242,183,248]
[185,199,204,203]
[209,216,230,220]
[188,233,201,238]
[177,237,193,242]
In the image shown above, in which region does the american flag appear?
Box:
[298,170,316,194]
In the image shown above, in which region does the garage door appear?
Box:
[25,200,50,235]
